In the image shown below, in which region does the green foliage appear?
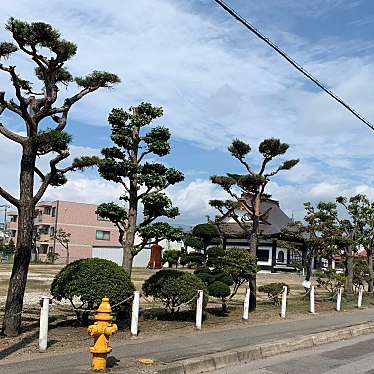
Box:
[183,251,204,267]
[75,70,120,88]
[51,259,135,324]
[47,251,59,264]
[6,17,77,62]
[32,129,72,155]
[162,250,181,268]
[208,281,230,299]
[0,41,17,58]
[315,269,346,299]
[206,246,225,267]
[142,192,179,219]
[228,139,251,159]
[258,138,289,158]
[72,156,100,171]
[96,203,127,224]
[258,283,290,305]
[219,247,258,297]
[95,102,184,261]
[138,222,184,243]
[353,258,372,289]
[0,242,15,256]
[142,270,207,314]
[192,224,220,245]
[184,236,203,250]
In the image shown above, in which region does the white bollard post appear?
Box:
[310,286,315,314]
[131,291,140,336]
[39,296,50,352]
[336,287,343,312]
[243,288,250,320]
[280,286,287,319]
[302,268,305,277]
[358,285,363,308]
[196,290,203,330]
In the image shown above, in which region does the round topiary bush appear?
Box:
[208,280,230,313]
[258,282,290,305]
[142,269,208,314]
[51,258,135,324]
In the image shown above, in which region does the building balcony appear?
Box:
[37,234,53,243]
[34,215,55,225]
[7,221,18,230]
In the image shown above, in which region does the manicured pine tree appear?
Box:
[0,18,120,336]
[336,194,374,294]
[209,138,299,310]
[94,102,184,275]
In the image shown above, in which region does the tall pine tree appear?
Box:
[210,138,299,310]
[0,18,119,336]
[95,102,184,274]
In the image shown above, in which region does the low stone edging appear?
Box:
[156,321,374,374]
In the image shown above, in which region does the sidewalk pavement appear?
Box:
[1,308,374,373]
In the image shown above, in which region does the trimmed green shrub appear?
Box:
[353,258,372,291]
[206,246,225,267]
[208,281,230,313]
[315,269,345,299]
[220,247,258,298]
[51,258,135,324]
[258,282,290,305]
[142,269,207,314]
[185,251,204,267]
[162,249,181,268]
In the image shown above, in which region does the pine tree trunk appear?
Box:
[305,251,313,282]
[248,210,259,311]
[345,249,354,295]
[2,145,36,336]
[66,244,70,265]
[367,248,373,293]
[122,192,137,275]
[123,236,134,275]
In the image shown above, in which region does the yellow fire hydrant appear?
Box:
[87,297,118,372]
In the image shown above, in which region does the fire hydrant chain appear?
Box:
[87,297,118,372]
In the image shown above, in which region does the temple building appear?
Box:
[216,195,303,272]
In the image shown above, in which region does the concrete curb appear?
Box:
[156,321,374,374]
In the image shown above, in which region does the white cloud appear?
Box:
[1,1,374,226]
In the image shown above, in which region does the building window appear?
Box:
[257,249,269,262]
[52,207,56,217]
[48,246,53,254]
[50,227,55,237]
[277,250,285,263]
[11,230,16,238]
[10,216,17,222]
[39,245,48,254]
[44,207,51,215]
[96,230,110,240]
[97,214,110,221]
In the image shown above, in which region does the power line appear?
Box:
[212,0,374,132]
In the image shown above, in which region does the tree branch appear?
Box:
[34,166,46,181]
[0,186,19,207]
[38,87,98,129]
[259,157,271,176]
[0,123,25,144]
[0,65,35,131]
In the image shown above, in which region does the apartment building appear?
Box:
[8,200,122,264]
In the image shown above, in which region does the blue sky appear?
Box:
[1,0,374,226]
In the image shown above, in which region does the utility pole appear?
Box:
[0,204,10,244]
[0,204,10,230]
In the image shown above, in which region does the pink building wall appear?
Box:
[8,200,122,264]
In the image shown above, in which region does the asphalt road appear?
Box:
[216,333,374,374]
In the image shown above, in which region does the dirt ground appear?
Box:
[0,265,372,362]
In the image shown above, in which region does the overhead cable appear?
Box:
[212,0,374,132]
